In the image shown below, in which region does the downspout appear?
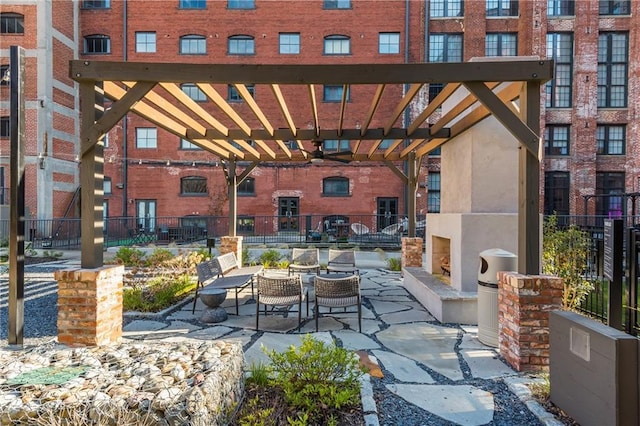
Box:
[121,0,128,216]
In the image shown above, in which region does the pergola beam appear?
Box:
[194,127,444,142]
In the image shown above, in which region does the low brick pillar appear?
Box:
[220,236,244,265]
[54,265,124,346]
[497,271,563,372]
[401,237,423,268]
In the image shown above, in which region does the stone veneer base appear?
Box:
[403,267,478,324]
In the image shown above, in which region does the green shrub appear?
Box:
[144,248,174,267]
[387,257,402,271]
[242,246,251,266]
[543,215,594,310]
[123,274,196,312]
[258,249,283,268]
[114,247,145,267]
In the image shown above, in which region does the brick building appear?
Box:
[1,0,638,231]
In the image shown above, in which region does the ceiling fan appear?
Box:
[303,140,353,164]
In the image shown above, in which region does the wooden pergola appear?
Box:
[70,58,553,273]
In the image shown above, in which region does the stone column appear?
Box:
[401,237,423,268]
[221,236,244,265]
[55,265,124,346]
[497,271,563,372]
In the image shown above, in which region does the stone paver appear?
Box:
[372,350,435,383]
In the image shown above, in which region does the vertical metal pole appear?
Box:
[8,46,26,345]
[227,160,237,236]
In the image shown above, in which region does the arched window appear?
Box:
[323,177,349,196]
[324,35,350,55]
[228,35,255,55]
[84,34,111,54]
[181,176,207,195]
[0,13,24,34]
[180,35,206,54]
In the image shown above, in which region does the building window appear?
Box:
[323,0,350,9]
[598,32,628,108]
[238,177,255,195]
[181,176,207,195]
[82,0,111,8]
[181,83,207,101]
[228,35,255,55]
[237,217,255,234]
[428,83,444,101]
[379,33,400,54]
[324,35,350,55]
[544,172,570,215]
[104,177,112,195]
[599,0,630,15]
[429,34,463,62]
[279,33,300,54]
[378,139,394,150]
[427,172,441,213]
[486,0,518,16]
[544,125,570,156]
[228,84,255,102]
[180,35,206,54]
[545,33,573,108]
[84,35,111,54]
[597,125,625,155]
[180,138,202,150]
[485,33,517,56]
[430,0,463,17]
[0,65,8,86]
[0,13,24,34]
[136,127,157,148]
[323,177,349,196]
[0,116,9,138]
[596,172,625,217]
[323,85,349,102]
[102,133,109,148]
[228,0,254,9]
[179,0,206,9]
[323,140,350,151]
[548,0,575,16]
[135,32,156,53]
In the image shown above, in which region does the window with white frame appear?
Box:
[599,0,630,15]
[228,35,255,55]
[548,0,574,16]
[429,0,463,17]
[323,177,349,196]
[597,125,625,155]
[546,33,573,108]
[181,83,207,101]
[228,84,255,102]
[181,176,207,195]
[323,140,350,151]
[136,127,157,148]
[180,138,202,150]
[486,0,518,16]
[323,85,349,102]
[135,32,156,53]
[379,33,400,54]
[324,35,350,55]
[485,33,517,56]
[103,177,112,195]
[429,33,462,62]
[598,32,628,108]
[0,13,24,34]
[180,35,206,54]
[84,34,111,54]
[544,125,570,156]
[279,33,300,54]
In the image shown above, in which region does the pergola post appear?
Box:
[226,160,237,237]
[406,152,418,237]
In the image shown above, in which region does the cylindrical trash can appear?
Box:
[478,248,517,347]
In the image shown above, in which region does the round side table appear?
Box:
[199,287,228,323]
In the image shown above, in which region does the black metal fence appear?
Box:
[0,213,426,250]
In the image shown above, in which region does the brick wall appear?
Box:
[401,237,423,268]
[55,265,124,346]
[220,236,243,266]
[497,271,563,372]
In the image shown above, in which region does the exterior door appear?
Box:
[278,197,299,231]
[377,197,398,231]
[136,200,157,232]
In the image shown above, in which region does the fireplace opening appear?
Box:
[432,236,451,284]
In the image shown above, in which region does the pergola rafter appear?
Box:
[71,59,553,274]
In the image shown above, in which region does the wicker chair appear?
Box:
[313,275,361,332]
[288,248,321,275]
[256,274,308,331]
[326,249,359,275]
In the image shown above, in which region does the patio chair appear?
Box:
[350,223,370,235]
[288,248,321,275]
[313,275,361,332]
[256,274,308,331]
[326,249,359,275]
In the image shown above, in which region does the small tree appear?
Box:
[542,215,594,310]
